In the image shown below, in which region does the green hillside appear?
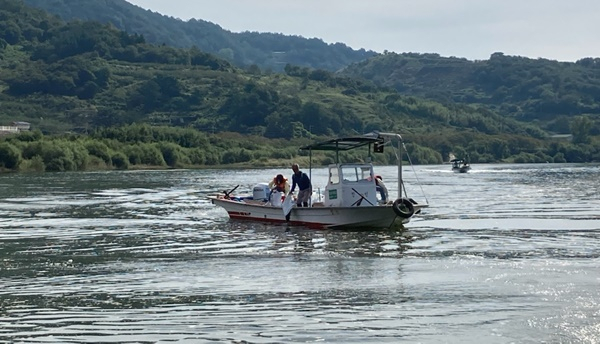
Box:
[341,52,600,130]
[0,0,598,173]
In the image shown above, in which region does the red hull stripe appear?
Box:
[228,213,328,230]
[228,211,251,216]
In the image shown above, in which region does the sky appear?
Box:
[126,0,600,62]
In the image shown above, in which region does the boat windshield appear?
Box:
[340,165,373,183]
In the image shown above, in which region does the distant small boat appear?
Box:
[451,159,471,173]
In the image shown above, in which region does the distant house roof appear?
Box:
[550,134,573,141]
[10,121,31,131]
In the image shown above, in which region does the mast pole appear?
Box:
[376,132,403,200]
[398,135,403,199]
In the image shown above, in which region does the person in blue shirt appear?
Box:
[290,163,312,207]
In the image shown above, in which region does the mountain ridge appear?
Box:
[22,0,377,72]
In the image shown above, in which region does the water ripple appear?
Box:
[1,165,600,343]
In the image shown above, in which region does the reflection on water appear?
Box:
[1,164,600,343]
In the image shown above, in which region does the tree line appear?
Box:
[1,123,597,173]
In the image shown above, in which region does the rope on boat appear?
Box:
[391,141,430,206]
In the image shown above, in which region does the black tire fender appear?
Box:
[392,198,415,218]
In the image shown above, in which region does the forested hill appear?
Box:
[341,52,600,127]
[22,0,377,72]
[1,0,599,168]
[22,0,600,133]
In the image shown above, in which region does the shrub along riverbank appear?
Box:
[1,123,597,173]
[0,124,445,173]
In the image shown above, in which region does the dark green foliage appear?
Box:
[0,20,21,45]
[269,147,296,160]
[512,152,545,163]
[221,148,253,164]
[20,154,45,172]
[563,144,594,163]
[404,143,443,164]
[132,78,174,110]
[92,124,209,148]
[123,143,166,166]
[84,141,111,163]
[553,152,567,163]
[22,140,88,171]
[297,102,340,136]
[5,54,111,98]
[10,129,43,142]
[570,116,592,144]
[111,151,129,169]
[184,147,205,165]
[0,141,22,169]
[219,82,281,130]
[158,142,190,168]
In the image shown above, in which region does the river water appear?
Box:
[0,163,599,343]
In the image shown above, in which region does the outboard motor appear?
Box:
[252,183,270,201]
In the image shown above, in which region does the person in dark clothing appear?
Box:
[290,163,312,207]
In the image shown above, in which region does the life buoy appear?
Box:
[392,198,415,218]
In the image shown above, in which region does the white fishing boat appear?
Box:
[209,132,429,230]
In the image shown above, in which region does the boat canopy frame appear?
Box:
[299,131,407,200]
[300,133,383,163]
